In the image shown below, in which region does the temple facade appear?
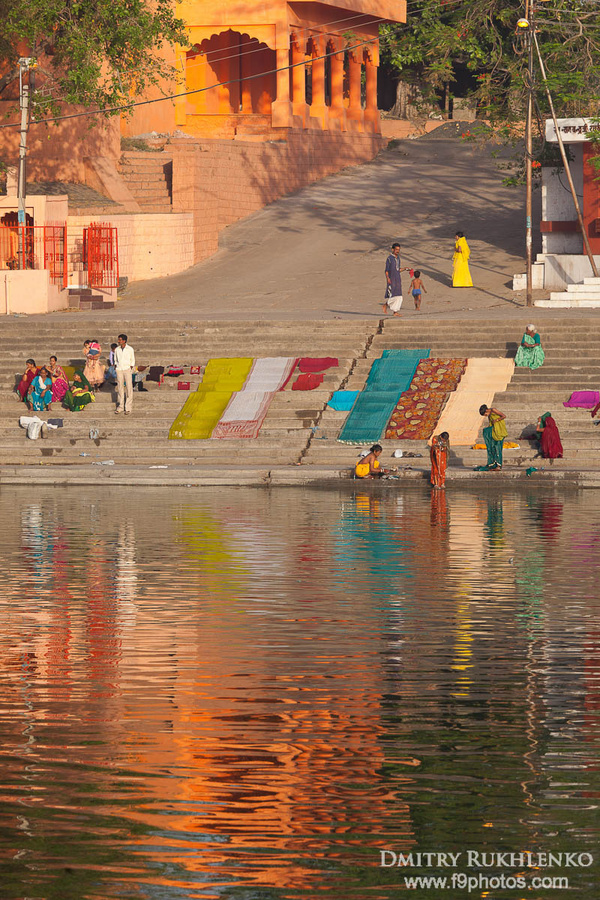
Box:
[123,0,407,140]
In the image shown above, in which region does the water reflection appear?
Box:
[0,484,598,899]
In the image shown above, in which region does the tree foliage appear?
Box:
[380,0,600,118]
[0,0,188,117]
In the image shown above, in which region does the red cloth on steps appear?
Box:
[298,357,338,373]
[292,373,324,391]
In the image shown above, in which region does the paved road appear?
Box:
[112,126,541,322]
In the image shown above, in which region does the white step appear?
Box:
[537,293,600,308]
[561,284,600,294]
[583,277,600,285]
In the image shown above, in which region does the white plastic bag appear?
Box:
[26,420,43,440]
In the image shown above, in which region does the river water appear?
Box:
[0,483,598,900]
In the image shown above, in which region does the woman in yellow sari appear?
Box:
[452,231,473,287]
[355,445,396,479]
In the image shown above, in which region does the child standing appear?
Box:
[410,270,427,310]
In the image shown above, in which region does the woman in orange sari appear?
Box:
[430,431,449,489]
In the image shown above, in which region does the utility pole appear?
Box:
[17,57,35,270]
[517,6,534,305]
[525,0,533,307]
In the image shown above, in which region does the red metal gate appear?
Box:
[84,223,119,289]
[43,225,67,289]
[0,224,67,288]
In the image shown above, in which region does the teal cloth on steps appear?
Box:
[328,390,359,411]
[338,348,430,443]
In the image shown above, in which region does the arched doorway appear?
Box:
[186,31,276,119]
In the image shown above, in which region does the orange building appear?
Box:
[123,0,407,140]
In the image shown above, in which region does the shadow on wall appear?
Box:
[170,131,386,262]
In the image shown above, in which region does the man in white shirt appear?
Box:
[115,333,135,415]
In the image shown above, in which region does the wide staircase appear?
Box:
[0,320,373,476]
[1,317,598,480]
[303,318,600,473]
[118,151,173,213]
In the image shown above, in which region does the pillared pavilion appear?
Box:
[123,0,407,140]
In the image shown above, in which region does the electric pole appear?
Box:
[17,57,35,270]
[525,0,533,307]
[517,3,534,306]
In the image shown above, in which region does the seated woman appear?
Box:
[28,367,53,411]
[514,324,545,369]
[63,372,95,412]
[83,339,105,389]
[536,412,563,459]
[17,359,38,408]
[355,444,395,479]
[48,356,69,403]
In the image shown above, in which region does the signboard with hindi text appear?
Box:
[546,117,600,143]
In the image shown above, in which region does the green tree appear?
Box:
[380,0,600,119]
[0,0,188,118]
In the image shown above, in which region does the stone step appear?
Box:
[0,444,307,458]
[538,296,600,308]
[558,284,600,294]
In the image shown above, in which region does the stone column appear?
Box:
[329,38,346,131]
[310,34,328,128]
[364,48,380,132]
[272,39,292,128]
[291,33,308,126]
[218,33,232,115]
[347,49,364,131]
[228,31,241,114]
[240,36,253,113]
[176,46,191,127]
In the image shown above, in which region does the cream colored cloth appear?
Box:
[432,358,514,445]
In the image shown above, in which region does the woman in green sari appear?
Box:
[514,324,545,369]
[63,372,95,411]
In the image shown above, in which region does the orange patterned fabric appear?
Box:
[385,390,448,440]
[409,358,467,392]
[385,359,467,440]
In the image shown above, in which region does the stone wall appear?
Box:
[0,109,121,185]
[66,213,195,285]
[170,130,385,262]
